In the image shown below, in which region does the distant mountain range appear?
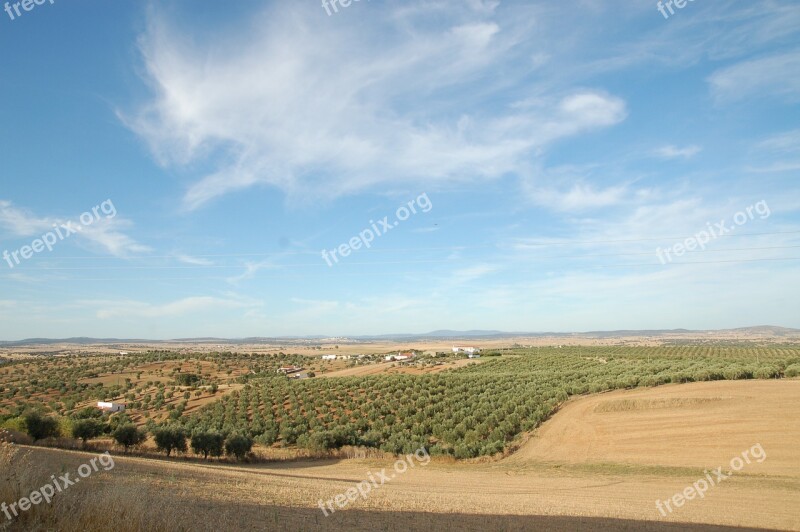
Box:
[1,326,798,346]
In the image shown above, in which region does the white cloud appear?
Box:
[451,264,498,284]
[411,226,440,234]
[528,183,629,211]
[125,3,626,210]
[756,130,800,153]
[0,201,53,236]
[708,50,800,103]
[654,144,702,159]
[0,200,149,258]
[174,254,214,266]
[520,164,631,212]
[78,218,152,257]
[226,260,279,284]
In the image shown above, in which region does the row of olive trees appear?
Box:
[4,409,251,461]
[152,426,253,461]
[1,410,147,452]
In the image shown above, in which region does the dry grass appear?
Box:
[594,397,728,413]
[0,443,191,532]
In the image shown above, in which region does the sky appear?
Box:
[0,0,799,340]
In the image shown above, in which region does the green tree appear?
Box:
[224,434,253,461]
[113,424,147,453]
[191,431,225,460]
[153,426,187,457]
[175,373,200,386]
[23,411,60,441]
[71,418,105,447]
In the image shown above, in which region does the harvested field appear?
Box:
[511,380,800,477]
[318,357,482,378]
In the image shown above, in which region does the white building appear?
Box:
[452,346,481,355]
[386,352,415,362]
[321,354,337,360]
[97,402,125,413]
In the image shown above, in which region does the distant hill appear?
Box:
[730,326,800,337]
[0,337,153,347]
[2,326,799,346]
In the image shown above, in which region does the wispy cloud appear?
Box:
[226,260,279,284]
[654,144,702,159]
[0,200,53,236]
[527,183,630,211]
[521,164,631,212]
[756,129,800,153]
[411,226,440,234]
[174,253,214,266]
[708,50,800,104]
[78,218,152,257]
[125,3,626,210]
[0,200,150,258]
[452,264,498,284]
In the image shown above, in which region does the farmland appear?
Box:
[2,378,798,531]
[2,346,799,460]
[177,346,800,458]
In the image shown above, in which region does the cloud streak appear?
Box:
[126,2,627,210]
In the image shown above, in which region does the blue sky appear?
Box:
[0,0,798,339]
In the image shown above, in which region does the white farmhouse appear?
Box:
[97,401,125,413]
